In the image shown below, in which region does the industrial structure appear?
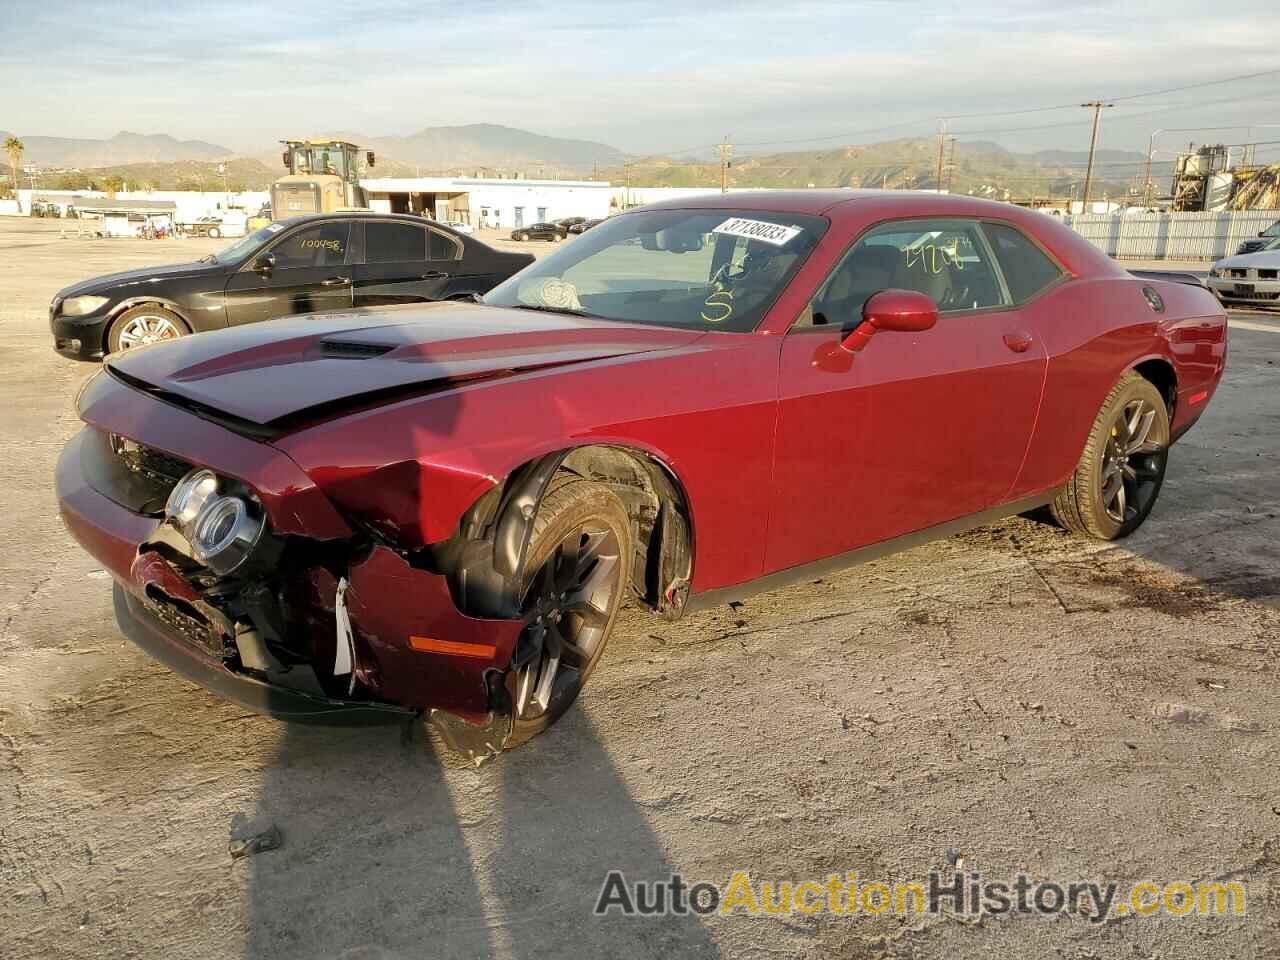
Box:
[1170,143,1280,211]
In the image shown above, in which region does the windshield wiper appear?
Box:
[507,303,606,320]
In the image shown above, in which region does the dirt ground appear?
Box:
[1,216,1278,960]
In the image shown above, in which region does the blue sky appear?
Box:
[3,0,1279,160]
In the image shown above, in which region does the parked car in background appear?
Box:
[567,218,603,235]
[1236,220,1280,255]
[50,212,534,360]
[1208,238,1280,306]
[55,191,1225,756]
[511,222,564,242]
[556,216,587,233]
[442,220,475,235]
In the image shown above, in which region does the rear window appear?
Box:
[982,222,1065,303]
[366,221,426,262]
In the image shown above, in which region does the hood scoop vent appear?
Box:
[319,340,397,359]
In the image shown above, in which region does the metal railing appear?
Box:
[1063,210,1279,260]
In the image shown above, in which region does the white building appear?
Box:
[361,176,611,229]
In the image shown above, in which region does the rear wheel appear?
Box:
[207,226,221,239]
[506,481,632,748]
[108,306,189,353]
[1051,372,1170,540]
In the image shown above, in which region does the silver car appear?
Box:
[1208,237,1280,306]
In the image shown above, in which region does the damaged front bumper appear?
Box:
[56,383,527,751]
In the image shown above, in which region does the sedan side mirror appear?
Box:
[253,252,276,276]
[840,289,938,353]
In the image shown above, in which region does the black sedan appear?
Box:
[567,218,604,235]
[510,222,563,242]
[50,213,534,361]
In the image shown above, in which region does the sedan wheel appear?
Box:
[507,481,631,747]
[1051,372,1170,540]
[108,306,189,353]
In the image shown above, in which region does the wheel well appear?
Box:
[427,445,695,620]
[1133,359,1177,417]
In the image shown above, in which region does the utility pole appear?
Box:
[1080,101,1113,212]
[935,120,948,192]
[718,138,733,194]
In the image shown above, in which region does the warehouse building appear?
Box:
[360,176,611,229]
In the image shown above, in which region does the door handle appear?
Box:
[420,270,449,279]
[1002,331,1034,353]
[320,276,350,287]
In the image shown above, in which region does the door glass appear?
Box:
[981,222,1065,303]
[270,222,351,269]
[366,221,427,262]
[810,218,1007,325]
[429,230,461,260]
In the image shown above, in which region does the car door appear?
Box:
[765,217,1048,573]
[352,219,457,307]
[223,220,354,326]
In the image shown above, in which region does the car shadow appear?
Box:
[241,712,721,960]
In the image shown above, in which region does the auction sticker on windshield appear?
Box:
[713,217,803,246]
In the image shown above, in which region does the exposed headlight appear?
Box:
[165,468,265,576]
[60,295,110,317]
[1208,268,1221,278]
[165,469,219,533]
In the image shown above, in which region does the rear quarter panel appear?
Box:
[1009,276,1226,498]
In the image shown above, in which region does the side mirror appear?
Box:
[366,151,376,168]
[253,252,276,276]
[840,289,938,353]
[281,150,290,170]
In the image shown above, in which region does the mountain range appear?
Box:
[5,122,1167,200]
[0,131,232,168]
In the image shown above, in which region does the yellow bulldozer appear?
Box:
[268,139,375,220]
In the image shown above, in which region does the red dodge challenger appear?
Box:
[56,192,1227,757]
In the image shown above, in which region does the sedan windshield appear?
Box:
[205,224,284,264]
[484,208,828,332]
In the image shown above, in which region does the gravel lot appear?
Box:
[1,216,1277,960]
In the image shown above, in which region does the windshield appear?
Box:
[206,224,284,264]
[484,208,828,332]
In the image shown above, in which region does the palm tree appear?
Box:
[4,136,23,197]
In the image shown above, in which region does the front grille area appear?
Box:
[82,429,192,515]
[1258,269,1279,280]
[111,434,192,485]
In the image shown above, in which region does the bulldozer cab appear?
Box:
[271,140,374,217]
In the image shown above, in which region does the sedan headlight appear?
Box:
[60,295,110,317]
[1208,267,1221,278]
[165,468,265,576]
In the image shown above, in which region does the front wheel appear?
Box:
[207,226,221,239]
[506,481,632,748]
[108,306,189,353]
[1051,372,1170,540]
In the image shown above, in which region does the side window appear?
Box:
[365,221,427,263]
[981,222,1065,303]
[429,229,462,260]
[270,222,350,269]
[808,218,1007,325]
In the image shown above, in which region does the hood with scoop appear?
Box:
[104,302,705,431]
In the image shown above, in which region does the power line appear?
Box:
[636,68,1280,157]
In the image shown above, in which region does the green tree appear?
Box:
[4,136,23,198]
[103,174,124,198]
